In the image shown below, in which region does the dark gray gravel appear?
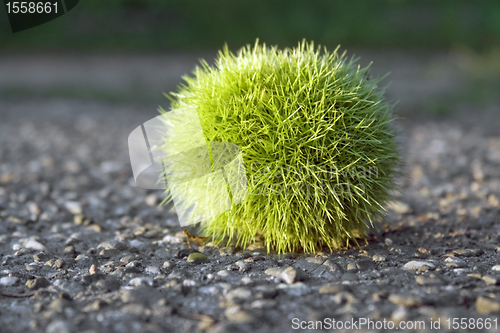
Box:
[1,52,500,333]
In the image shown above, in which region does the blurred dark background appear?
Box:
[1,0,500,51]
[0,0,499,114]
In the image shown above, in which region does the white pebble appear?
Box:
[162,235,183,244]
[387,200,411,214]
[0,276,18,286]
[183,279,197,287]
[64,201,82,215]
[217,270,230,277]
[453,268,468,275]
[24,239,47,251]
[128,277,153,287]
[264,267,284,278]
[373,254,386,262]
[129,240,144,248]
[402,260,435,271]
[145,266,160,275]
[391,306,409,323]
[145,194,157,206]
[241,277,253,285]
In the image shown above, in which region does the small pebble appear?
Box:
[225,306,255,323]
[53,259,65,269]
[388,294,423,307]
[25,239,47,252]
[186,253,210,264]
[477,296,500,314]
[162,235,184,244]
[183,279,197,287]
[65,201,82,215]
[323,260,342,272]
[26,263,40,272]
[445,256,466,268]
[240,277,253,285]
[226,264,239,271]
[482,275,499,285]
[33,252,48,263]
[74,215,84,225]
[129,277,153,287]
[418,247,430,255]
[488,194,500,207]
[119,256,135,264]
[63,246,77,257]
[26,277,50,289]
[27,202,41,216]
[235,260,250,272]
[74,254,95,268]
[402,260,435,272]
[264,267,284,278]
[0,276,18,286]
[468,273,482,279]
[387,201,411,214]
[305,256,325,264]
[217,270,230,277]
[372,254,386,262]
[346,262,358,273]
[281,266,305,284]
[391,307,409,323]
[145,194,157,206]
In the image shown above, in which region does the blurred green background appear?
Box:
[1,0,500,51]
[0,0,499,115]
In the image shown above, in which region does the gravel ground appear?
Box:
[1,52,500,333]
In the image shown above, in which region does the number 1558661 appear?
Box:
[6,2,58,14]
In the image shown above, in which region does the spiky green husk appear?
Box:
[163,40,400,253]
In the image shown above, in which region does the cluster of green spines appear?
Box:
[166,40,399,253]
